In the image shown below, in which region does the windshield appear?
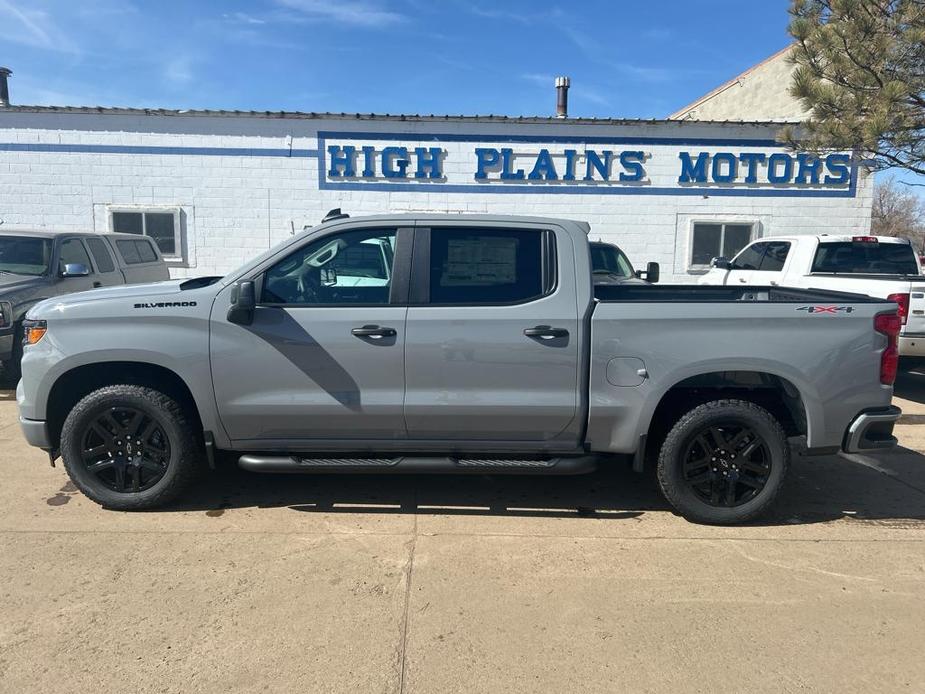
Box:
[0,236,52,276]
[811,242,919,275]
[591,243,635,278]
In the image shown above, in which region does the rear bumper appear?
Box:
[842,406,901,453]
[899,334,925,357]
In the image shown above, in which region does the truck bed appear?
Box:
[587,284,895,456]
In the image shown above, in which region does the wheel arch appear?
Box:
[46,361,204,450]
[642,369,810,463]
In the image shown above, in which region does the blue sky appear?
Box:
[0,0,795,118]
[1,0,922,191]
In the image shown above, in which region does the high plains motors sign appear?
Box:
[318,131,855,198]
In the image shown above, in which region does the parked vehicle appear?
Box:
[17,214,901,524]
[698,234,925,356]
[590,241,659,285]
[1,231,169,380]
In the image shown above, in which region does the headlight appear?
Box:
[0,302,10,329]
[22,319,47,346]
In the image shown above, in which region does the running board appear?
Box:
[237,454,597,475]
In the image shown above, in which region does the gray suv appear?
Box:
[0,230,169,380]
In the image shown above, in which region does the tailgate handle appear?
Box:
[524,325,569,339]
[351,325,396,338]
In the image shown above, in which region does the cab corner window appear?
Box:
[429,228,546,305]
[263,229,396,305]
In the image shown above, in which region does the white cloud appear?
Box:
[275,0,405,27]
[222,11,267,26]
[164,56,194,86]
[0,0,78,53]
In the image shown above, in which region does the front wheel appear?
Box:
[656,399,789,525]
[60,385,202,510]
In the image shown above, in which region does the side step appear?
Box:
[238,454,597,476]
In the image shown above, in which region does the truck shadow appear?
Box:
[171,445,925,527]
[895,364,925,406]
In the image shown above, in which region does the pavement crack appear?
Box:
[397,503,418,694]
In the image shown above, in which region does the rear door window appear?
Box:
[811,242,919,274]
[86,237,116,273]
[427,228,547,304]
[116,240,141,265]
[137,240,157,263]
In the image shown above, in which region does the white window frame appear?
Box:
[108,206,183,263]
[688,220,758,271]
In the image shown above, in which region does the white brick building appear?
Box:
[0,106,872,281]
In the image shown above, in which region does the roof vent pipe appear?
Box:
[0,68,10,107]
[555,76,570,118]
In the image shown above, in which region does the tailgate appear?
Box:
[905,289,925,335]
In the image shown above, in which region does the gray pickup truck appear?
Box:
[1,230,169,380]
[16,213,902,524]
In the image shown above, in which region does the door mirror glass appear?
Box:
[60,262,90,277]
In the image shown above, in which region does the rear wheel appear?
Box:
[656,399,789,524]
[60,385,202,510]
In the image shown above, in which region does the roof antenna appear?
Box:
[322,208,349,223]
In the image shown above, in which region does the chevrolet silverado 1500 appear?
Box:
[17,213,902,524]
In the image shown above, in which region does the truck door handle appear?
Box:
[524,325,569,339]
[351,325,397,338]
[93,281,102,288]
[738,277,747,283]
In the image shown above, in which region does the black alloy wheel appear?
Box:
[681,422,771,507]
[80,406,171,493]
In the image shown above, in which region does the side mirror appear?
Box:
[711,256,732,270]
[634,262,660,283]
[60,262,90,278]
[227,280,256,325]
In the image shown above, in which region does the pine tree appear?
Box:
[786,0,925,175]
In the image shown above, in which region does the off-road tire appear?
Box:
[60,385,202,510]
[656,399,789,525]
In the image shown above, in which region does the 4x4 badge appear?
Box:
[796,305,853,314]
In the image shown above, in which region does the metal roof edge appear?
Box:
[0,105,799,128]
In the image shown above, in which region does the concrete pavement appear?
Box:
[1,384,924,693]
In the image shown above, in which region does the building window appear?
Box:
[110,209,182,261]
[690,222,755,269]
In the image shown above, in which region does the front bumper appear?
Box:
[20,416,52,449]
[899,334,925,357]
[843,406,901,453]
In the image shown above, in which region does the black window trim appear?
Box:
[409,226,558,307]
[255,226,413,308]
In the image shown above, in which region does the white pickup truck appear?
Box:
[699,235,925,356]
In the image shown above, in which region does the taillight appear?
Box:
[887,293,909,325]
[874,312,901,385]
